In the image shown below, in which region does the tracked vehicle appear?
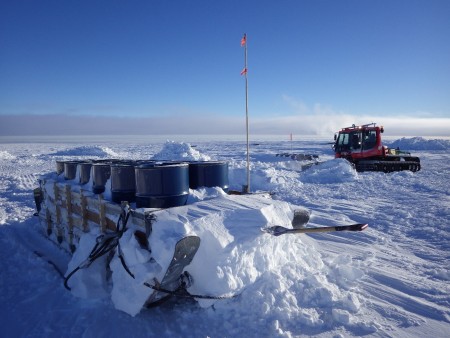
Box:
[333,123,421,172]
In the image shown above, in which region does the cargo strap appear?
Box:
[64,204,133,290]
[143,272,239,301]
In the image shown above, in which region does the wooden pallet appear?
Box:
[37,177,154,250]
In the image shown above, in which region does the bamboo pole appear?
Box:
[242,33,250,193]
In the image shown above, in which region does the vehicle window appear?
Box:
[363,130,377,149]
[351,132,361,149]
[338,133,350,146]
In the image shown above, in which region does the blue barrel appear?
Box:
[92,162,112,194]
[64,161,80,180]
[135,162,189,208]
[78,161,93,185]
[189,161,229,191]
[111,162,136,203]
[56,160,65,175]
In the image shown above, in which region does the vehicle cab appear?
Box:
[334,123,384,159]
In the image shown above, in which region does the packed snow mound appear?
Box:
[300,159,358,184]
[151,141,211,161]
[0,150,16,160]
[66,192,368,326]
[66,193,298,315]
[388,137,450,150]
[48,145,120,158]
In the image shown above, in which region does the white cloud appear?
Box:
[277,95,450,137]
[249,114,450,137]
[281,94,308,114]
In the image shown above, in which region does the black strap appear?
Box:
[63,206,235,303]
[118,244,135,279]
[64,207,132,290]
[143,281,239,300]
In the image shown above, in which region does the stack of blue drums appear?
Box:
[55,159,229,209]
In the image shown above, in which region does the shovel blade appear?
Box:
[261,226,288,236]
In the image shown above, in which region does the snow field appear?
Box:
[0,136,449,337]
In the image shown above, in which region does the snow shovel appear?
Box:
[262,223,368,236]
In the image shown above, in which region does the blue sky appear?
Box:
[1,0,449,136]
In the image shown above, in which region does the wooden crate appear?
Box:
[37,177,154,251]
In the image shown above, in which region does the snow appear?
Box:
[0,150,16,160]
[387,137,450,151]
[300,159,358,184]
[48,145,121,158]
[150,141,211,161]
[1,136,449,337]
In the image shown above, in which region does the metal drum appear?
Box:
[78,161,93,185]
[92,162,112,194]
[56,160,65,175]
[110,162,136,203]
[135,162,189,208]
[189,161,229,191]
[64,161,80,180]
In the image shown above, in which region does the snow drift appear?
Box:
[151,141,211,161]
[0,150,16,160]
[48,145,120,158]
[388,136,450,150]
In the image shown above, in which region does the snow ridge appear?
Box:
[48,145,120,158]
[388,137,450,150]
[151,141,211,161]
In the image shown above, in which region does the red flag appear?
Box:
[240,67,247,76]
[241,34,246,47]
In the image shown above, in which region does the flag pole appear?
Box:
[241,33,250,193]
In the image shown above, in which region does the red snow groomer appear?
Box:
[333,123,421,172]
